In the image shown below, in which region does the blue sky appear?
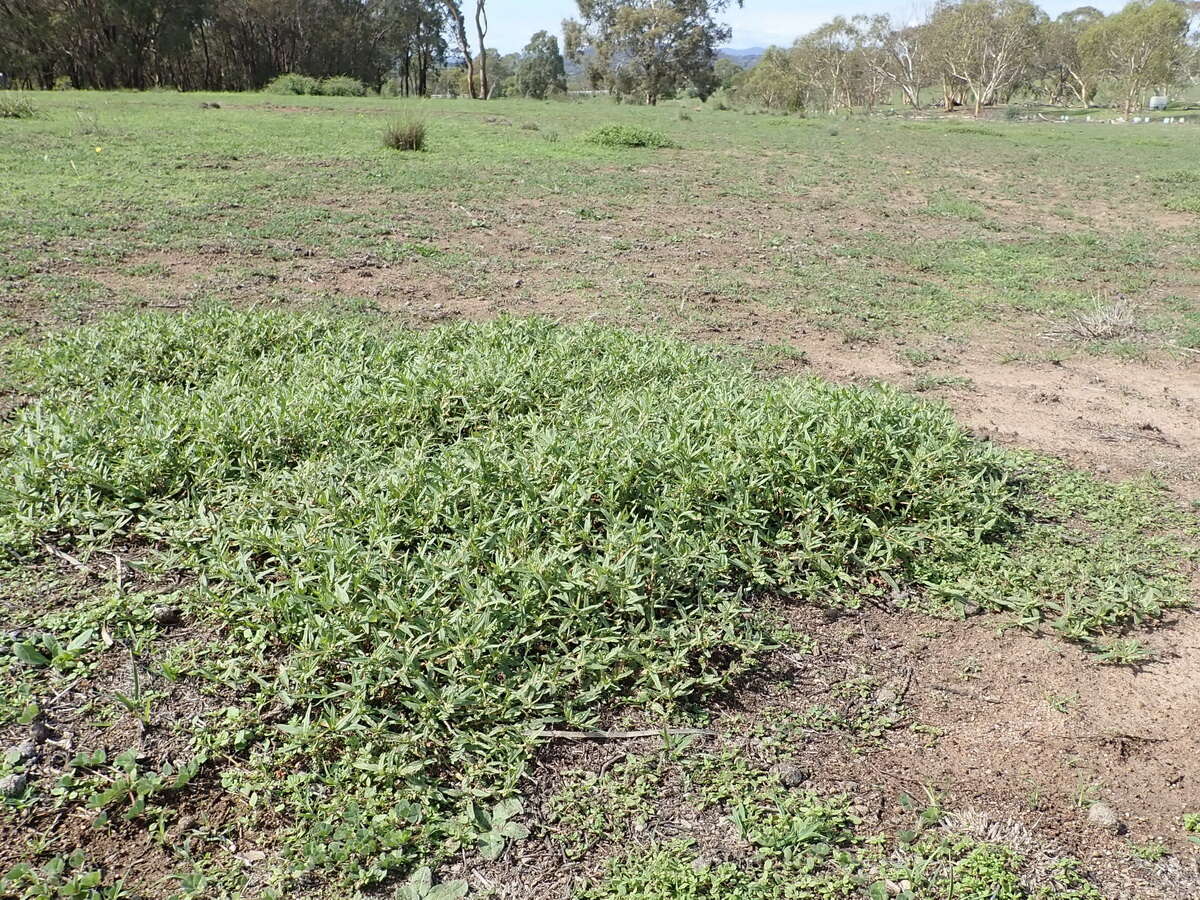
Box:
[487,1,1129,52]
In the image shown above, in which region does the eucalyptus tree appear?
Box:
[0,0,451,91]
[515,30,568,98]
[564,0,743,104]
[790,17,864,112]
[1080,0,1191,114]
[853,14,931,109]
[1037,7,1106,105]
[440,1,481,97]
[735,45,809,110]
[927,0,1045,114]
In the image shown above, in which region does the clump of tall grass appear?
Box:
[383,111,427,151]
[1067,294,1139,341]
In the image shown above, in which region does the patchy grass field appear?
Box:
[2,91,1199,353]
[0,92,1198,899]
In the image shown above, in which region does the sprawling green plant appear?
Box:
[584,124,677,148]
[0,307,1191,885]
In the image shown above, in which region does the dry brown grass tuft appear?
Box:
[1045,293,1141,343]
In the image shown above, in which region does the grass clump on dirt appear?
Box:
[569,750,1106,899]
[0,307,1193,889]
[581,837,1077,899]
[384,114,427,151]
[584,124,677,149]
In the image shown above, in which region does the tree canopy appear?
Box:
[731,0,1198,115]
[1,0,1197,107]
[515,30,568,98]
[1079,0,1191,114]
[564,0,743,104]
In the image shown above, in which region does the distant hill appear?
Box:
[718,47,767,67]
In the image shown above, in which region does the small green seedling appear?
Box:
[1184,813,1200,845]
[395,867,467,900]
[472,798,530,860]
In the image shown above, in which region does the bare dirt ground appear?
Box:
[837,607,1200,899]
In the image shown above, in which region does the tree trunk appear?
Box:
[199,22,212,89]
[474,1,488,99]
[442,1,476,98]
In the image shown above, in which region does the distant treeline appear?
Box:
[730,0,1200,116]
[0,0,449,93]
[1,0,1196,115]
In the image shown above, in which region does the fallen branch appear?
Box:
[537,728,716,741]
[896,665,915,704]
[41,543,133,592]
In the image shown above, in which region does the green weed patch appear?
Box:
[0,307,1193,887]
[0,94,36,119]
[584,124,677,148]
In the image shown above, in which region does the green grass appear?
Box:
[0,306,1195,892]
[2,92,1199,895]
[3,91,1196,351]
